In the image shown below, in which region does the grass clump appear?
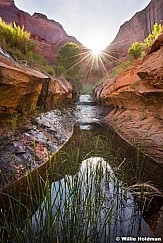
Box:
[0,134,143,242]
[109,60,132,78]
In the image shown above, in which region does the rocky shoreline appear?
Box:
[0,109,76,191]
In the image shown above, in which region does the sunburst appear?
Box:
[64,39,128,83]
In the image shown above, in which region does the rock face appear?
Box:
[106,0,163,64]
[0,53,73,114]
[38,78,73,110]
[95,34,163,164]
[0,0,81,63]
[0,54,48,114]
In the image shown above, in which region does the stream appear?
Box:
[31,95,163,241]
[1,95,163,242]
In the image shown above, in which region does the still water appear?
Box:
[30,95,161,242]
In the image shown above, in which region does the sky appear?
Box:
[14,0,151,51]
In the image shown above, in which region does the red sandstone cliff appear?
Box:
[106,0,163,65]
[0,0,81,63]
[95,34,163,164]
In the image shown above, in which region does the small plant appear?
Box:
[11,113,18,134]
[110,60,132,78]
[140,111,147,120]
[81,83,94,95]
[127,114,132,121]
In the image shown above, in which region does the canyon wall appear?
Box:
[0,0,81,63]
[95,34,163,164]
[106,0,163,64]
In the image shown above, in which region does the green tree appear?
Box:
[55,42,82,83]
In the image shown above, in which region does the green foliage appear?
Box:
[128,41,145,60]
[55,42,82,85]
[144,23,162,47]
[81,83,94,95]
[128,23,162,60]
[0,17,32,54]
[110,60,132,77]
[0,18,55,74]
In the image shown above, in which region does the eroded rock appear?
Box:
[95,35,163,164]
[38,78,73,109]
[0,54,48,114]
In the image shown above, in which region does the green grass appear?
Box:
[0,131,155,242]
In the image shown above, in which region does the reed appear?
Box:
[0,135,148,242]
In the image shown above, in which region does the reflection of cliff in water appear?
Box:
[1,95,163,239]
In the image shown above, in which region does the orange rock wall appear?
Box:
[95,34,163,163]
[0,54,73,114]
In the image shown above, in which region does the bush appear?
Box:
[0,18,32,54]
[0,18,55,74]
[128,23,162,60]
[55,42,82,90]
[128,41,145,60]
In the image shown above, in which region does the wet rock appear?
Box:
[0,107,75,190]
[13,142,26,154]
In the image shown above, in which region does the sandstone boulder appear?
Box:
[0,54,48,114]
[38,78,73,110]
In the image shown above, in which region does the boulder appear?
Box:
[0,54,48,114]
[38,77,73,109]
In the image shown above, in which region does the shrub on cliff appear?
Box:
[55,42,82,91]
[0,18,55,74]
[128,23,162,60]
[128,41,145,60]
[0,17,33,54]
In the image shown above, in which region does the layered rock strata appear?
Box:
[0,53,73,114]
[95,34,163,164]
[0,54,48,114]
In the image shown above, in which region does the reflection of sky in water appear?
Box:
[76,95,100,128]
[32,157,153,240]
[76,105,99,124]
[79,124,92,130]
[79,95,93,103]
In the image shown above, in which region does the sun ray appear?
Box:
[98,54,109,77]
[61,39,130,84]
